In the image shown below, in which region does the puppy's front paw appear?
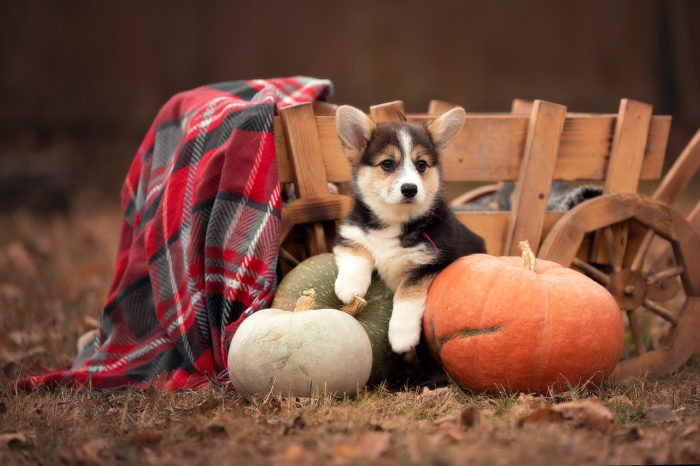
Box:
[388,320,421,353]
[334,253,372,304]
[388,299,425,353]
[334,273,371,304]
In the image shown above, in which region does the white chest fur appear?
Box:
[338,223,433,291]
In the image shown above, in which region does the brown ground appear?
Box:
[1,203,699,465]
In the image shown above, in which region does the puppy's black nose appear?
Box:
[401,183,418,198]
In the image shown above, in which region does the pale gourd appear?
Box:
[228,290,373,396]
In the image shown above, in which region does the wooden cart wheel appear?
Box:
[539,193,700,382]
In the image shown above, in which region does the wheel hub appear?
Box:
[608,269,647,310]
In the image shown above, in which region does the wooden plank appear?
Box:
[309,114,668,183]
[280,113,670,184]
[604,99,653,194]
[369,100,406,122]
[274,117,294,183]
[280,103,329,198]
[652,129,700,205]
[641,115,671,179]
[454,210,564,257]
[428,99,460,116]
[284,194,353,225]
[511,99,533,115]
[454,211,509,256]
[504,100,567,255]
[313,117,352,183]
[312,100,339,116]
[593,99,653,264]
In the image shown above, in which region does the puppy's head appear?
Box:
[336,105,465,223]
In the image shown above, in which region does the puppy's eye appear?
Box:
[415,160,428,173]
[380,159,395,172]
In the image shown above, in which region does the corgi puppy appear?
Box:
[333,106,486,353]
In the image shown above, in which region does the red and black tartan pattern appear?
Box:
[12,77,333,390]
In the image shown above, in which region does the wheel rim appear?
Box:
[540,193,700,381]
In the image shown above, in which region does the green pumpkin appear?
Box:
[273,253,398,384]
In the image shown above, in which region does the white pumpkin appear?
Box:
[228,290,373,396]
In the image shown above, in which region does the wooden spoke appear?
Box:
[643,298,679,325]
[603,226,622,272]
[630,230,655,272]
[279,248,300,267]
[626,310,647,355]
[646,266,684,284]
[572,258,611,286]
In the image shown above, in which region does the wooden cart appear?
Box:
[273,98,700,383]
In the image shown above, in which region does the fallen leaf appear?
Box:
[114,442,139,462]
[173,396,223,415]
[258,399,282,416]
[204,418,228,436]
[520,398,619,432]
[0,432,34,449]
[607,394,633,406]
[520,406,564,423]
[81,438,110,460]
[420,386,452,407]
[508,393,549,420]
[283,414,307,434]
[131,429,162,446]
[644,404,679,424]
[460,406,480,428]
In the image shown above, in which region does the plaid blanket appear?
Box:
[12,77,333,390]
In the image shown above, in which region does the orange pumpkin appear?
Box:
[423,242,624,394]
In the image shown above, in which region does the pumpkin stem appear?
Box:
[519,240,536,272]
[340,295,367,316]
[294,289,317,312]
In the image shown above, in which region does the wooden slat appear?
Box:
[511,99,533,115]
[454,210,565,256]
[428,99,460,116]
[593,99,653,264]
[369,100,406,122]
[284,194,353,225]
[312,117,351,182]
[605,99,653,194]
[276,114,670,184]
[312,100,339,116]
[504,100,567,255]
[280,103,329,198]
[274,118,294,182]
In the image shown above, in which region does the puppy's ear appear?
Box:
[336,105,375,163]
[426,107,466,150]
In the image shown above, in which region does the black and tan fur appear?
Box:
[333,106,486,353]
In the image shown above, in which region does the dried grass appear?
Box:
[1,207,699,465]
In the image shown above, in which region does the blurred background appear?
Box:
[1,0,699,210]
